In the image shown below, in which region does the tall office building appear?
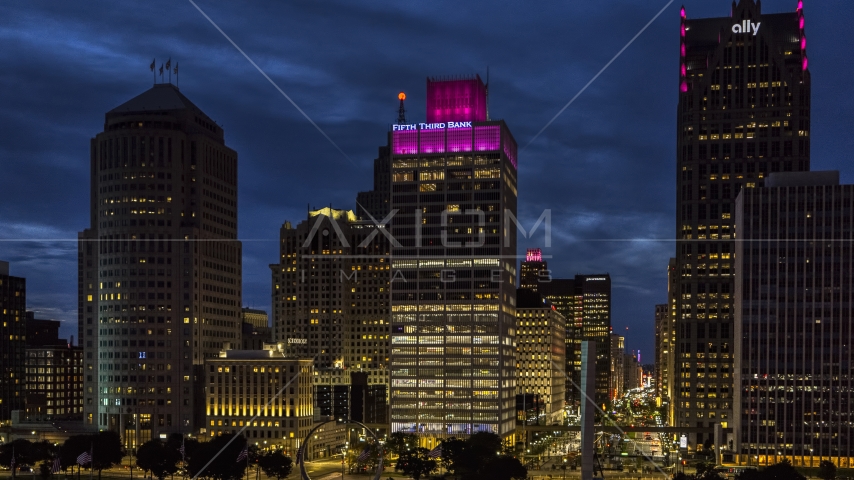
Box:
[609,333,625,401]
[665,258,678,424]
[734,171,854,466]
[78,83,242,443]
[520,248,548,292]
[516,289,566,425]
[386,75,518,441]
[538,279,579,406]
[654,303,668,400]
[674,0,810,444]
[540,275,611,407]
[270,208,390,387]
[0,261,26,420]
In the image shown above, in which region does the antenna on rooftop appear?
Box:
[396,92,407,124]
[485,66,490,121]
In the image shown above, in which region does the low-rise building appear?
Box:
[205,344,313,456]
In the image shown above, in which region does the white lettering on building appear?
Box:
[732,20,761,36]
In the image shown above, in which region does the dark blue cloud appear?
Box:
[0,0,851,356]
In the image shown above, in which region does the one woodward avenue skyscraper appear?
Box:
[78,83,242,445]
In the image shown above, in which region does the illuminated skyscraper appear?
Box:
[78,83,242,443]
[673,0,810,445]
[387,75,518,441]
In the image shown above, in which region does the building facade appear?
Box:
[610,334,625,401]
[0,261,26,421]
[386,75,518,440]
[242,308,268,330]
[205,346,313,457]
[673,0,810,445]
[270,207,391,387]
[25,343,83,421]
[516,289,566,425]
[78,83,243,443]
[654,304,668,400]
[540,275,612,408]
[734,171,854,467]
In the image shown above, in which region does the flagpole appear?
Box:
[89,444,93,480]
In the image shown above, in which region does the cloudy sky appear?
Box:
[2,0,852,356]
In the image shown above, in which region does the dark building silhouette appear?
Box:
[25,312,62,347]
[356,147,391,219]
[672,0,810,446]
[78,83,242,444]
[0,261,26,420]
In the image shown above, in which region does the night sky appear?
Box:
[2,0,852,356]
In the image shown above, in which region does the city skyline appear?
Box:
[2,1,853,357]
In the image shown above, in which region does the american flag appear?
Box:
[179,439,185,458]
[427,444,442,458]
[236,445,248,463]
[356,447,371,463]
[10,448,14,467]
[77,452,92,466]
[51,457,61,474]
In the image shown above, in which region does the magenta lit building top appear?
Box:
[526,248,542,262]
[391,123,517,169]
[426,75,487,123]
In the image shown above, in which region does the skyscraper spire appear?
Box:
[396,92,406,124]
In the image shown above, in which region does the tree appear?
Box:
[257,451,292,480]
[455,432,503,478]
[387,432,417,457]
[60,435,91,474]
[38,460,52,480]
[395,447,436,480]
[476,455,527,480]
[438,438,467,478]
[0,439,36,469]
[818,460,837,480]
[186,434,247,480]
[91,431,125,478]
[136,440,181,480]
[761,460,806,480]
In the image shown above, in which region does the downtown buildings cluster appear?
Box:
[0,0,851,470]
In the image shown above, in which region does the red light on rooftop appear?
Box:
[398,92,406,101]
